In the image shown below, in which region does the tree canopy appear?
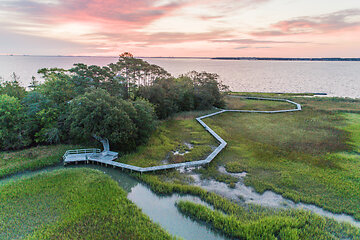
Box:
[0,53,228,152]
[66,89,156,151]
[0,94,26,150]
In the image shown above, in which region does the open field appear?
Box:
[0,144,81,179]
[0,168,175,240]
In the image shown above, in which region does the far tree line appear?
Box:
[0,53,229,151]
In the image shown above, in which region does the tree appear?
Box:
[0,94,27,150]
[66,89,157,151]
[0,73,27,100]
[109,53,171,99]
[120,52,134,58]
[180,71,229,109]
[69,63,125,97]
[22,91,52,144]
[137,78,180,119]
[137,71,229,118]
[66,90,124,150]
[131,99,157,145]
[38,68,75,107]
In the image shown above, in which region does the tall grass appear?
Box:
[201,97,360,219]
[176,200,360,240]
[0,168,176,240]
[0,144,82,179]
[225,96,295,111]
[117,117,216,167]
[136,173,360,239]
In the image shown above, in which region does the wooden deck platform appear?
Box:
[63,96,302,173]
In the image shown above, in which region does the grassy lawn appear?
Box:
[225,96,295,111]
[117,110,217,167]
[0,168,175,240]
[201,96,360,219]
[0,144,81,179]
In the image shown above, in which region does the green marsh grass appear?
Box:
[202,96,360,219]
[225,96,295,111]
[117,112,217,167]
[136,173,360,239]
[0,168,175,240]
[0,144,81,179]
[176,200,360,240]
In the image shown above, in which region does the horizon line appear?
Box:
[1,54,359,59]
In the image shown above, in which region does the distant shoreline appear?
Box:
[1,55,359,61]
[212,57,360,62]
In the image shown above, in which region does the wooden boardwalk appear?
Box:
[63,96,302,173]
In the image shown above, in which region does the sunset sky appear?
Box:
[0,0,359,57]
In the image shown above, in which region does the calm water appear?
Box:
[0,55,359,98]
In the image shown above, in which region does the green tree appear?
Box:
[22,91,52,144]
[137,78,180,119]
[69,63,125,97]
[0,73,27,100]
[109,53,171,99]
[131,99,157,145]
[66,89,157,151]
[34,107,61,144]
[38,68,75,107]
[0,94,27,150]
[66,89,136,150]
[180,71,229,109]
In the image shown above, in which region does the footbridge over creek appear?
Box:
[63,96,302,173]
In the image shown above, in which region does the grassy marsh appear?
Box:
[225,96,295,111]
[1,94,360,239]
[0,168,175,240]
[202,96,360,219]
[0,144,81,179]
[135,173,360,239]
[176,200,360,239]
[117,112,217,167]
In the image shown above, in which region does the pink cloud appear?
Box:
[1,0,188,29]
[252,9,360,36]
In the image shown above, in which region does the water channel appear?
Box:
[1,163,359,240]
[0,164,229,240]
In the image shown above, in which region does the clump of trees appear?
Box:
[137,71,228,118]
[0,53,228,151]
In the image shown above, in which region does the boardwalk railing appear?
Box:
[63,148,101,160]
[63,96,302,172]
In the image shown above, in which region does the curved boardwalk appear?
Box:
[64,96,302,173]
